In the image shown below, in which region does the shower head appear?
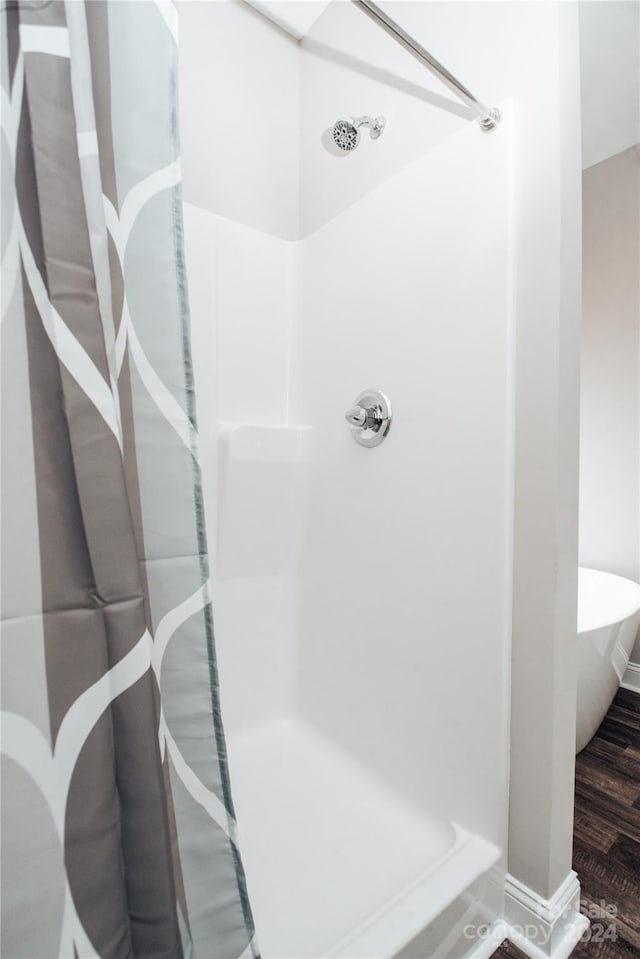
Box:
[332,115,385,152]
[333,119,360,152]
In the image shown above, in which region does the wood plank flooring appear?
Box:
[492,687,640,959]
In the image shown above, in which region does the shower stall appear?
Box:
[0,0,586,954]
[180,1,521,955]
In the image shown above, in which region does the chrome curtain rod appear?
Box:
[353,0,501,132]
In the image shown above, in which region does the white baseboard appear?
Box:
[621,661,640,694]
[503,871,589,959]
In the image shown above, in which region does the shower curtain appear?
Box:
[0,2,256,957]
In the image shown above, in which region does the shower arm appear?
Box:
[352,0,501,132]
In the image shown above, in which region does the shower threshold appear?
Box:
[226,716,500,959]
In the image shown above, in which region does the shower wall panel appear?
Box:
[183,203,301,736]
[291,116,514,853]
[179,0,301,239]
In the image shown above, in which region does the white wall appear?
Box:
[179,1,306,738]
[182,202,301,734]
[508,1,583,916]
[299,1,470,236]
[579,2,640,169]
[291,116,513,849]
[183,203,295,492]
[580,145,640,664]
[179,0,300,552]
[179,0,301,239]
[299,1,531,236]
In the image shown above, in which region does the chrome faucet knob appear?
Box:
[344,390,392,447]
[344,405,372,428]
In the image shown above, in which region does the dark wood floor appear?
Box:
[493,687,640,959]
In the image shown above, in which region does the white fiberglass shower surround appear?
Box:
[179,2,580,957]
[210,107,513,956]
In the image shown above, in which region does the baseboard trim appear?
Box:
[621,661,640,694]
[503,871,589,958]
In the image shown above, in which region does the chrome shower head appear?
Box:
[333,119,360,152]
[332,115,385,152]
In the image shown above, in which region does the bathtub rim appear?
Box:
[578,566,640,635]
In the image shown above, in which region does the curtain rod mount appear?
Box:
[353,0,501,132]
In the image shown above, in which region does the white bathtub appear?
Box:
[576,567,640,752]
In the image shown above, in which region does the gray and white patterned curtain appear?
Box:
[1,2,257,957]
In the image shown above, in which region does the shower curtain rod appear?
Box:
[353,0,501,131]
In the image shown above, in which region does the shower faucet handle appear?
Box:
[344,390,392,448]
[344,405,374,428]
